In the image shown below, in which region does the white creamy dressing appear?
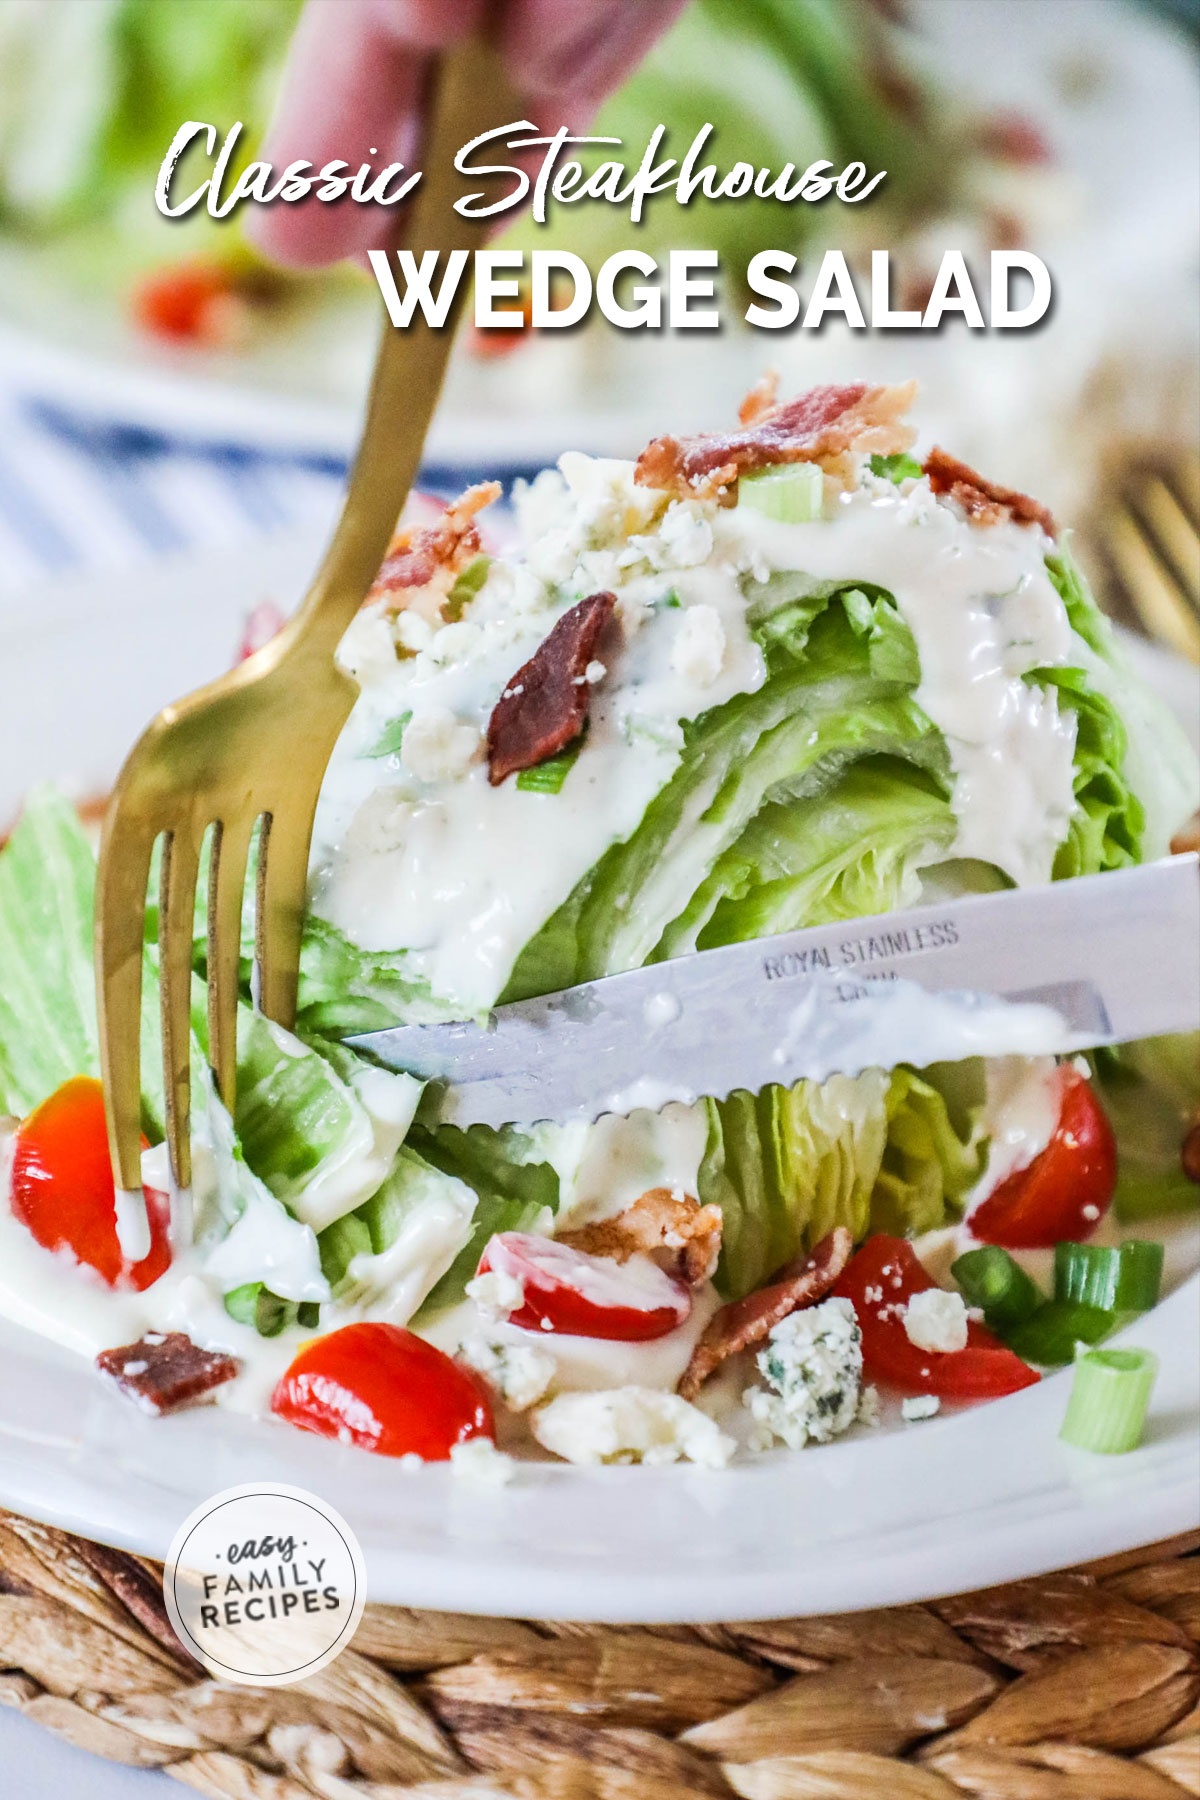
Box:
[772,968,1073,1085]
[730,478,1078,889]
[542,1101,709,1231]
[310,458,765,1016]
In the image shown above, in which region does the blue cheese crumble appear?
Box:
[457,1335,556,1412]
[531,1388,735,1467]
[745,1296,865,1451]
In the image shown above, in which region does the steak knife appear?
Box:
[345,856,1200,1129]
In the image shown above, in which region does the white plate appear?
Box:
[1,531,1197,1620]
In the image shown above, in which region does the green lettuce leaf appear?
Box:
[1093,1035,1200,1223]
[701,1065,982,1300]
[506,592,949,997]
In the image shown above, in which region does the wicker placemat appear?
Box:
[1,1510,1197,1799]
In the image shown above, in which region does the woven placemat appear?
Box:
[1,1511,1198,1800]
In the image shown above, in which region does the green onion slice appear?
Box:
[516,734,585,794]
[224,1282,294,1338]
[443,553,493,621]
[1060,1346,1158,1454]
[1008,1300,1115,1367]
[869,451,923,484]
[953,1246,1042,1333]
[737,461,824,523]
[1054,1240,1164,1314]
[363,712,412,759]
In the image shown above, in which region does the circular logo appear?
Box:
[163,1483,366,1687]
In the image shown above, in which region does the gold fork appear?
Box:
[95,39,520,1233]
[1100,450,1200,665]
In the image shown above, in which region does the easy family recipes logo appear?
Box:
[164,1484,366,1686]
[154,118,1052,335]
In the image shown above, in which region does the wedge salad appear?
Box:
[1,378,1197,1474]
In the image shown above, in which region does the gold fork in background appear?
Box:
[1099,451,1200,665]
[95,40,520,1234]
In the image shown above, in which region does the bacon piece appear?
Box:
[635,381,917,502]
[369,481,501,617]
[559,1188,723,1286]
[923,447,1055,535]
[738,369,781,426]
[1170,813,1200,857]
[677,1226,853,1402]
[486,591,616,786]
[96,1332,239,1416]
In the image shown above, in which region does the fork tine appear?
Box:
[1139,476,1200,610]
[207,815,254,1111]
[1106,504,1200,664]
[159,826,201,1191]
[256,807,314,1030]
[95,820,154,1196]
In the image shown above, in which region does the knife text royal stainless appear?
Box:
[346,856,1200,1129]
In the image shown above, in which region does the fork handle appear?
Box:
[289,36,525,660]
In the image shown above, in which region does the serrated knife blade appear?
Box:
[345,856,1200,1129]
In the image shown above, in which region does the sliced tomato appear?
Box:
[833,1234,1039,1399]
[11,1076,170,1291]
[969,1065,1117,1250]
[271,1322,493,1459]
[477,1232,691,1341]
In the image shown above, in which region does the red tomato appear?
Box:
[477,1232,691,1341]
[969,1066,1117,1250]
[833,1235,1039,1400]
[11,1076,170,1291]
[272,1322,493,1459]
[131,262,241,345]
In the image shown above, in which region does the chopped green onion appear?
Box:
[952,1246,1043,1333]
[223,1282,295,1338]
[869,452,923,484]
[443,553,493,621]
[655,588,682,609]
[297,1301,322,1330]
[516,737,584,794]
[1054,1240,1164,1315]
[362,712,411,759]
[1060,1346,1158,1454]
[737,462,823,523]
[1008,1300,1115,1367]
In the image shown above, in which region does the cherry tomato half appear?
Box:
[11,1076,170,1291]
[271,1322,494,1459]
[833,1234,1039,1400]
[969,1066,1117,1250]
[477,1232,692,1342]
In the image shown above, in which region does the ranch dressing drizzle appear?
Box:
[725,478,1077,891]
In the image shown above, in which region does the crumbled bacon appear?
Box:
[923,447,1055,535]
[677,1227,853,1402]
[96,1332,239,1416]
[738,370,781,427]
[1169,813,1200,857]
[559,1187,723,1287]
[635,381,917,502]
[486,591,616,786]
[369,481,501,619]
